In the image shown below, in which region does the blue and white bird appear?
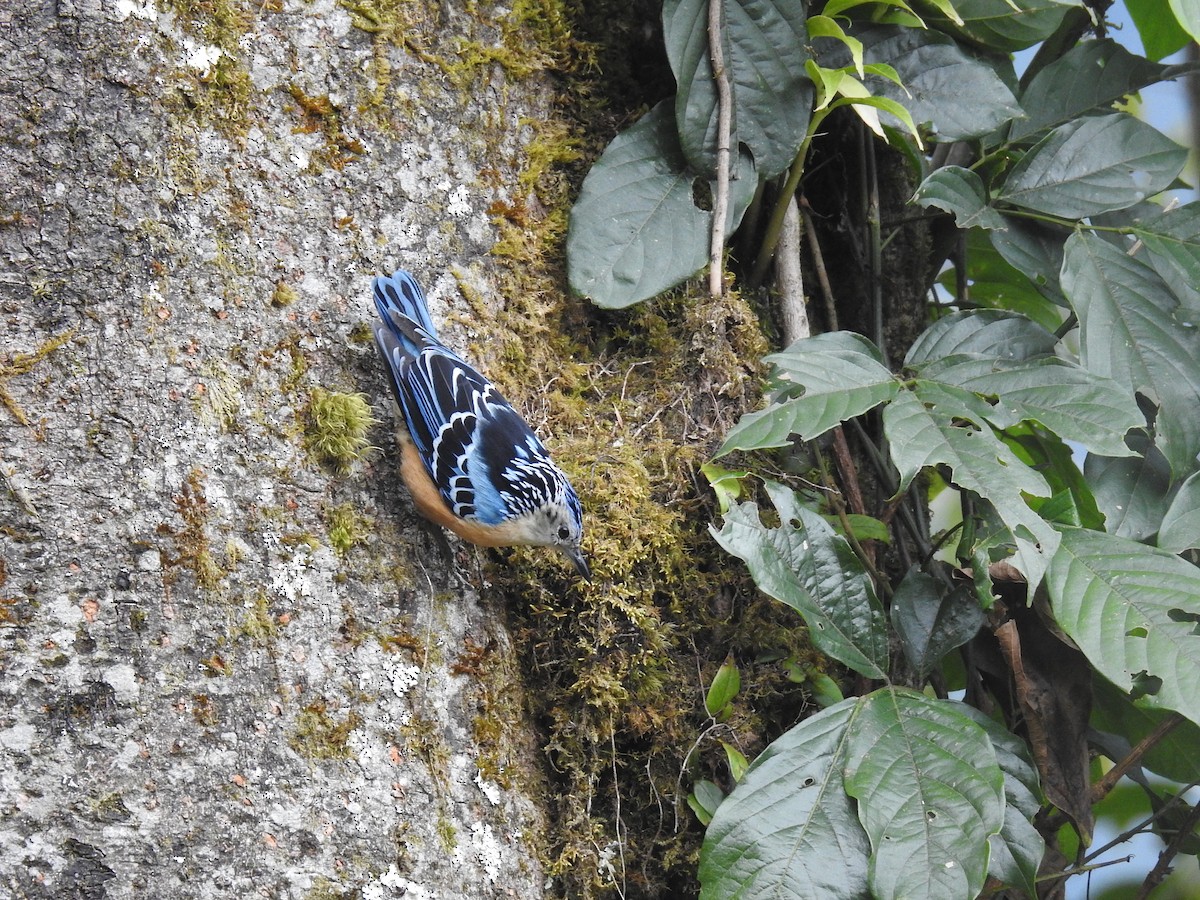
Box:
[371,269,589,579]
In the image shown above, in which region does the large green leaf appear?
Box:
[1084,443,1173,542]
[1011,39,1175,141]
[844,690,1006,900]
[996,113,1187,219]
[912,166,1006,230]
[710,481,889,679]
[1061,232,1200,477]
[1131,201,1200,310]
[717,331,897,454]
[987,216,1069,308]
[664,0,812,178]
[925,356,1143,459]
[698,700,870,899]
[1047,527,1200,729]
[905,309,1058,366]
[566,102,755,308]
[890,568,984,680]
[1126,0,1192,60]
[884,382,1059,585]
[1158,470,1200,553]
[1005,425,1105,531]
[829,25,1022,141]
[1091,676,1200,784]
[958,706,1045,896]
[918,0,1079,52]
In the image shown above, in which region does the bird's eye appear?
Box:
[557,526,570,541]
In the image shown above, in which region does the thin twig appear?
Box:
[1134,789,1200,899]
[799,197,839,331]
[708,0,732,297]
[1091,713,1186,804]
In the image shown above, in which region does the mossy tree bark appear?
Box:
[0,2,571,896]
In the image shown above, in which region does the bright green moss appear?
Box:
[304,388,377,474]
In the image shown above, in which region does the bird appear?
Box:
[371,269,589,579]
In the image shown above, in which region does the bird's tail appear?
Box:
[373,269,438,339]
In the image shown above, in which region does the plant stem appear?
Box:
[707,0,732,298]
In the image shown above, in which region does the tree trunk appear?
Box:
[1,2,563,896]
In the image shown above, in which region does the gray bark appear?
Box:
[1,1,556,896]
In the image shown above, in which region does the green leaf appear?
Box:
[701,462,750,514]
[997,113,1187,219]
[698,700,871,899]
[1158,470,1200,553]
[987,216,1069,308]
[1061,232,1200,477]
[1127,0,1192,60]
[1169,0,1200,44]
[808,15,864,75]
[912,166,1007,230]
[709,482,889,678]
[1092,676,1200,784]
[1084,443,1173,542]
[1004,425,1105,531]
[721,741,750,783]
[717,331,897,455]
[690,778,725,825]
[706,656,741,717]
[664,0,812,179]
[884,383,1059,586]
[889,568,984,679]
[956,706,1045,895]
[1131,201,1200,310]
[566,101,756,308]
[844,689,1005,900]
[1048,527,1200,729]
[919,0,1079,52]
[827,25,1022,141]
[927,356,1143,459]
[905,309,1057,366]
[1011,39,1178,141]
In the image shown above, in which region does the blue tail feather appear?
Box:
[373,269,438,338]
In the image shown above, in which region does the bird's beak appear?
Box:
[563,546,591,581]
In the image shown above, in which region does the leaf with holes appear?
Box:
[1047,527,1200,729]
[1061,232,1200,477]
[957,706,1045,896]
[1159,471,1200,553]
[710,481,888,678]
[567,101,756,308]
[664,0,812,178]
[699,699,870,899]
[844,689,1006,900]
[883,382,1058,586]
[921,356,1143,459]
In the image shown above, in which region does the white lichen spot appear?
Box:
[455,821,505,884]
[366,865,434,900]
[102,664,139,703]
[180,38,224,77]
[391,663,421,697]
[113,0,157,21]
[445,184,472,218]
[474,770,503,806]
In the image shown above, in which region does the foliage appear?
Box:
[567,0,1200,897]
